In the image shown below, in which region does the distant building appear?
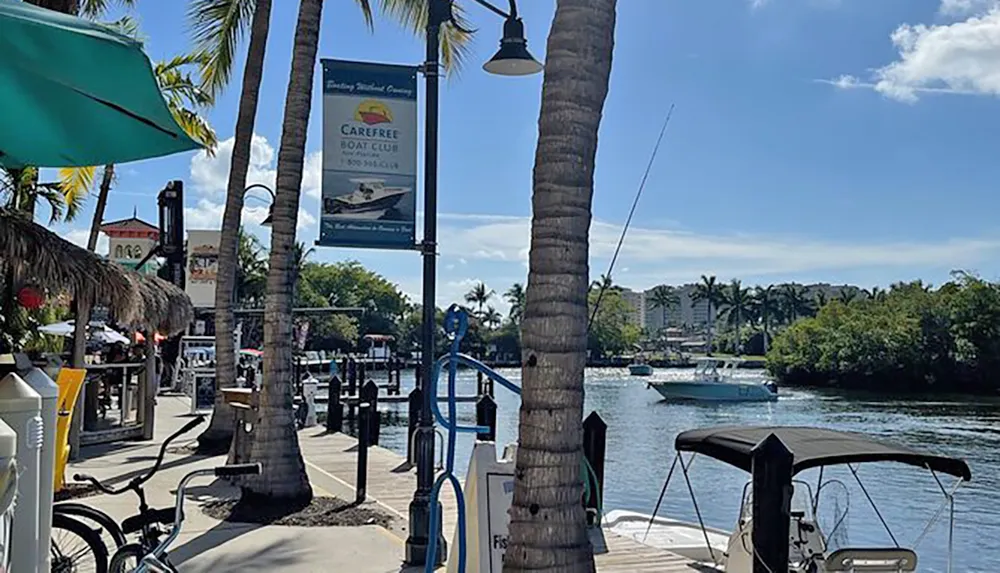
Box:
[619,289,645,329]
[100,214,160,274]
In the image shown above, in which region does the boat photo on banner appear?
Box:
[318,59,418,250]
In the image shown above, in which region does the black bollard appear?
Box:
[476,370,485,397]
[407,387,422,464]
[751,433,793,573]
[346,359,357,420]
[475,395,497,442]
[358,360,367,389]
[582,412,608,526]
[326,376,343,433]
[362,380,380,446]
[357,402,371,504]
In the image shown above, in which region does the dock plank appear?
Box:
[297,427,707,572]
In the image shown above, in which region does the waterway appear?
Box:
[358,367,999,572]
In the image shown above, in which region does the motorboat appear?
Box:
[325,178,410,216]
[604,425,971,572]
[647,358,777,402]
[629,363,654,376]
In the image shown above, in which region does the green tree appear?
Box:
[779,283,815,324]
[482,306,502,330]
[692,274,724,354]
[837,287,858,305]
[648,285,680,329]
[814,290,829,309]
[751,285,780,354]
[464,281,494,317]
[506,1,616,570]
[504,282,526,325]
[587,289,641,358]
[719,279,751,356]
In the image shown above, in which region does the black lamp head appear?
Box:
[261,206,274,227]
[483,17,543,76]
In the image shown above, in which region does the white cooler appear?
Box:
[0,373,41,573]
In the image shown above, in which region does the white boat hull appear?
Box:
[649,380,778,402]
[603,509,728,565]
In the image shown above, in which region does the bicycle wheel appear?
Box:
[51,513,109,573]
[54,502,127,548]
[108,543,145,573]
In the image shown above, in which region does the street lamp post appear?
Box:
[406,0,541,565]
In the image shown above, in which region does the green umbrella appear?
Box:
[0,0,201,168]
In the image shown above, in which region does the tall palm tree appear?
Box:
[243,0,323,503]
[648,285,680,329]
[464,281,494,317]
[837,287,857,305]
[589,273,620,293]
[195,0,469,453]
[719,279,750,356]
[814,290,829,309]
[692,274,724,354]
[779,283,815,324]
[505,0,617,570]
[504,282,526,325]
[752,285,779,354]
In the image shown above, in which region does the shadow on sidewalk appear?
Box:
[167,521,266,569]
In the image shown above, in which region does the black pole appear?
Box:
[582,412,608,526]
[357,402,371,504]
[751,433,793,573]
[406,0,447,565]
[326,376,342,433]
[475,394,497,442]
[407,387,422,464]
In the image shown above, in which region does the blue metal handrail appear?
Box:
[425,305,521,573]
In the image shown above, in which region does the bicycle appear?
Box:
[108,463,261,572]
[59,415,208,572]
[50,512,109,573]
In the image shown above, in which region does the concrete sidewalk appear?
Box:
[67,395,415,573]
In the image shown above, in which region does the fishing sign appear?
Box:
[318,59,418,250]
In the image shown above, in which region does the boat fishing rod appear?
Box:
[587,103,676,334]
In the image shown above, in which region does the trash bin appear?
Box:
[21,366,59,573]
[0,417,16,573]
[0,373,42,573]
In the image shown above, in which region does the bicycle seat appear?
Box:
[122,507,176,534]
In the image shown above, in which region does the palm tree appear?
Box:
[505,0,616,570]
[193,0,470,453]
[719,279,751,356]
[814,290,829,309]
[648,285,680,329]
[504,282,526,324]
[482,306,502,330]
[464,281,494,317]
[752,285,779,354]
[837,287,857,305]
[780,283,815,324]
[865,286,887,303]
[243,0,323,503]
[692,275,724,354]
[589,273,620,293]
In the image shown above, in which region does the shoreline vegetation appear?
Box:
[766,272,1000,396]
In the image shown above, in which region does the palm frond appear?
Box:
[353,0,375,30]
[79,0,137,19]
[187,0,257,97]
[376,0,473,75]
[153,53,218,153]
[57,166,97,210]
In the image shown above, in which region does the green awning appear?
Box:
[0,0,201,168]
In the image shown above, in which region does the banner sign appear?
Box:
[185,229,221,308]
[319,59,418,250]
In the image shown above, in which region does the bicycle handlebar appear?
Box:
[74,415,207,495]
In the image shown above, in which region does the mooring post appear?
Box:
[326,375,342,433]
[357,402,371,504]
[475,394,497,442]
[476,370,484,397]
[751,433,794,573]
[362,380,380,446]
[358,360,367,389]
[407,387,422,464]
[582,411,608,526]
[393,358,402,395]
[346,359,357,420]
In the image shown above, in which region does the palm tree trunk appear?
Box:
[707,302,714,356]
[86,165,114,251]
[243,0,319,503]
[504,1,616,571]
[198,0,273,456]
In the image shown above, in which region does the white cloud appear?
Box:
[824,4,1000,101]
[184,198,314,232]
[65,229,109,255]
[189,133,321,199]
[939,0,999,16]
[433,213,1000,290]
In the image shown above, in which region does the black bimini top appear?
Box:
[675,426,971,481]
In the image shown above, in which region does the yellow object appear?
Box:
[53,369,86,492]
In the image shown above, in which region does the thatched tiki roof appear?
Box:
[0,209,193,334]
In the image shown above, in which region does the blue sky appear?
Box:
[50,0,1000,314]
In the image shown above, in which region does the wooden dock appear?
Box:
[296,427,708,572]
